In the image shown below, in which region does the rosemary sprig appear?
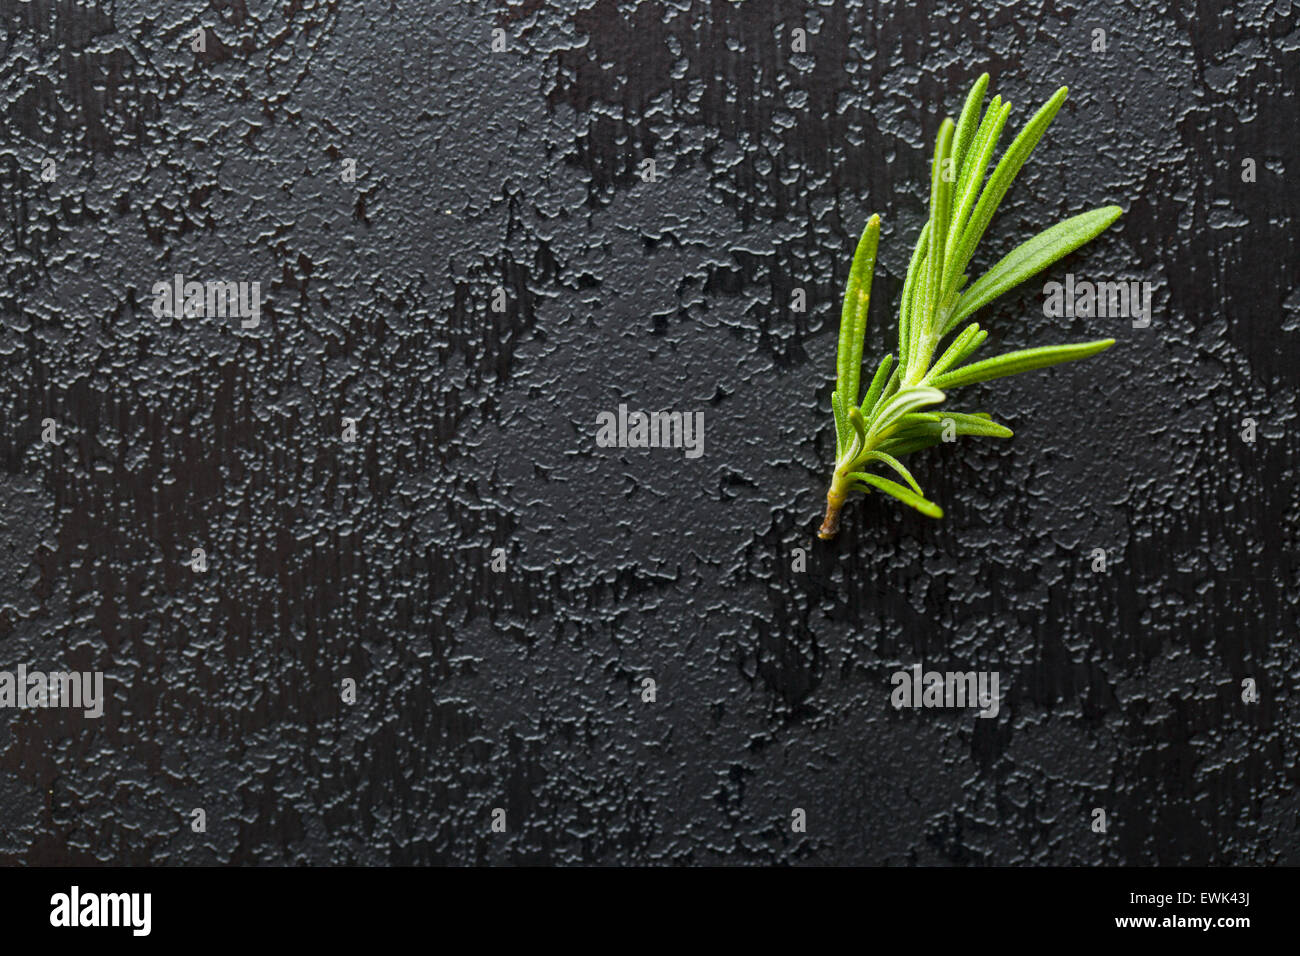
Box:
[819,74,1122,539]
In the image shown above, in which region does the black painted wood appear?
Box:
[0,0,1296,864]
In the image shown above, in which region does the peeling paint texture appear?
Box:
[1,0,1298,865]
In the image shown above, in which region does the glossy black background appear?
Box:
[1,0,1296,864]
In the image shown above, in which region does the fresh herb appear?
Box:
[819,74,1122,539]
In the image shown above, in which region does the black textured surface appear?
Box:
[1,0,1297,866]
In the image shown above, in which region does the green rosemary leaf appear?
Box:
[950,73,990,172]
[836,214,882,407]
[923,120,956,344]
[898,221,930,377]
[885,411,1014,441]
[956,94,1003,193]
[951,327,988,369]
[844,405,867,462]
[860,353,895,417]
[893,411,944,425]
[905,244,929,370]
[873,408,1013,450]
[869,385,946,437]
[848,471,945,519]
[949,412,1013,437]
[931,339,1115,389]
[951,86,1069,284]
[878,364,902,409]
[928,322,982,378]
[831,389,850,459]
[944,205,1123,335]
[890,409,991,427]
[862,450,923,494]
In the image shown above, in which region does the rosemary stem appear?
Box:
[818,474,850,539]
[819,453,868,540]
